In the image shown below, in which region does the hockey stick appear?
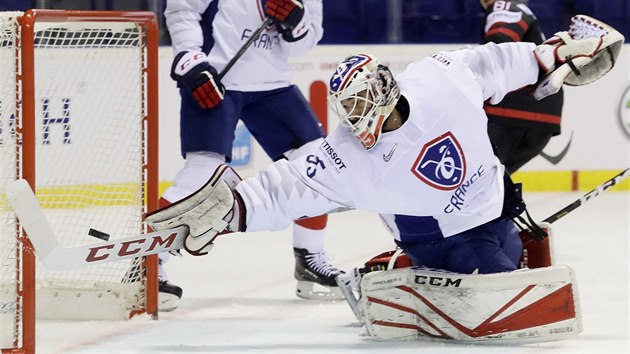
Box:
[543,168,630,224]
[217,17,274,80]
[4,179,188,271]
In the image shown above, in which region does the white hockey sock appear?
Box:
[158,252,170,282]
[162,151,225,202]
[292,223,325,253]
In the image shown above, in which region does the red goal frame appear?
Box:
[2,10,159,354]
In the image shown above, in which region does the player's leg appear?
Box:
[156,89,243,310]
[398,217,521,274]
[156,252,183,312]
[359,265,581,341]
[242,85,344,299]
[443,218,521,274]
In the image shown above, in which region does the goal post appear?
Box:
[1,9,159,353]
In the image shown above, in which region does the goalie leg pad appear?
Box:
[337,248,412,321]
[336,267,364,321]
[360,266,582,342]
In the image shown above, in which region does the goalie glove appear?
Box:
[146,165,246,256]
[170,51,225,109]
[532,15,624,100]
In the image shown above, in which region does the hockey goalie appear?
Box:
[141,14,622,342]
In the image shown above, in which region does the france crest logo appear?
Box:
[411,132,466,190]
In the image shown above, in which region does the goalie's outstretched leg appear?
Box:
[394,218,521,274]
[359,265,582,342]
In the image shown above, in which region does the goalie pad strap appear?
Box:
[360,266,582,342]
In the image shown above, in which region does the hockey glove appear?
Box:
[171,51,225,109]
[146,165,246,256]
[265,0,309,42]
[532,15,624,100]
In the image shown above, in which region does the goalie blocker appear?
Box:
[356,265,581,342]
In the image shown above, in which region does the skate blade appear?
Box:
[158,292,180,312]
[295,280,345,300]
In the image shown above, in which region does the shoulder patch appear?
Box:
[429,53,454,68]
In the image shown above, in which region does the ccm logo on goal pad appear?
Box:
[85,232,179,262]
[414,275,462,287]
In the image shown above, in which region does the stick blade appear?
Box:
[4,179,189,271]
[4,179,60,260]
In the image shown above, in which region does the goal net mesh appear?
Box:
[1,11,153,349]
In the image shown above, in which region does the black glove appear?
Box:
[170,51,225,109]
[265,0,309,42]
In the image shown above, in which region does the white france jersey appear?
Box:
[236,42,540,240]
[165,0,323,91]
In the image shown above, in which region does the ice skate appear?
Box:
[294,248,345,300]
[157,257,182,312]
[158,278,183,312]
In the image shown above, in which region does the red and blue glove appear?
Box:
[265,0,308,42]
[170,51,225,109]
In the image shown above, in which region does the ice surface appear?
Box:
[36,192,629,353]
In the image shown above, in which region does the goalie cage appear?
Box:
[0,10,159,353]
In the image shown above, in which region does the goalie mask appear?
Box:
[328,54,400,150]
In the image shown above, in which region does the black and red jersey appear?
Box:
[482,0,563,134]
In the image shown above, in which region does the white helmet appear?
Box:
[328,54,400,150]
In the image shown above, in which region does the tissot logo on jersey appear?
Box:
[305,141,348,178]
[411,132,466,190]
[319,140,347,172]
